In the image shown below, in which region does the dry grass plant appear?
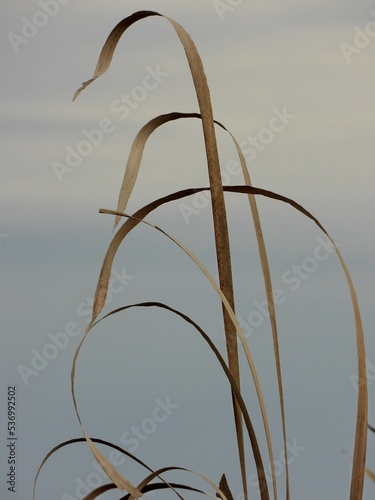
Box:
[34,10,369,500]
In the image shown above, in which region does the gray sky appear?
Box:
[1,1,375,499]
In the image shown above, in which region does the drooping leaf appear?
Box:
[96,180,367,499]
[90,301,271,499]
[70,10,367,499]
[73,12,245,494]
[33,437,156,500]
[110,110,284,498]
[83,481,206,500]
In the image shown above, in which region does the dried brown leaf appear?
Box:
[72,10,367,498]
[33,437,155,500]
[104,110,281,499]
[216,474,234,499]
[97,181,367,498]
[92,301,270,500]
[73,12,244,495]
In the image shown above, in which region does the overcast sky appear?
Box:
[1,1,375,499]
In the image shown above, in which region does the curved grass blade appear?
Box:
[69,383,142,495]
[96,210,275,497]
[224,188,368,500]
[111,110,282,499]
[33,437,156,500]
[113,112,201,229]
[97,181,367,498]
[73,11,163,101]
[90,301,271,499]
[82,433,142,497]
[83,481,207,500]
[83,483,116,499]
[120,482,207,499]
[73,12,245,495]
[219,128,287,500]
[130,465,229,500]
[72,11,367,495]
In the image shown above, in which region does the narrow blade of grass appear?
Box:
[119,482,207,499]
[82,432,142,497]
[33,437,157,500]
[97,209,277,498]
[71,303,271,497]
[70,334,142,497]
[131,465,229,500]
[72,10,367,497]
[73,12,245,495]
[111,111,282,499]
[97,181,367,498]
[83,482,206,500]
[83,484,116,499]
[92,301,271,500]
[113,112,201,229]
